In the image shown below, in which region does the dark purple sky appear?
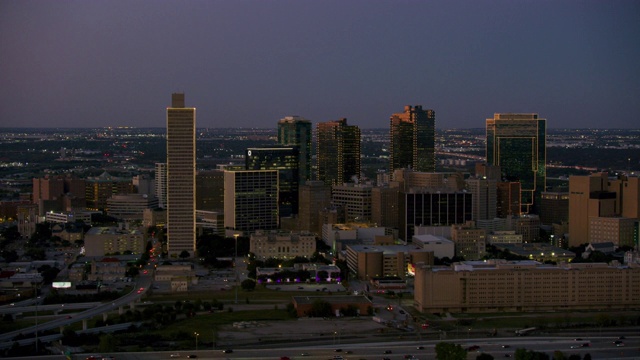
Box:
[1,1,639,129]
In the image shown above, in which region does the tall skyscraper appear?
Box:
[389,105,436,174]
[278,116,312,184]
[245,146,300,217]
[155,163,167,209]
[224,169,279,231]
[316,118,361,186]
[486,113,546,214]
[166,93,196,257]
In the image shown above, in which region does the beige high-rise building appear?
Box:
[451,222,487,260]
[415,261,640,314]
[166,93,196,257]
[568,172,640,247]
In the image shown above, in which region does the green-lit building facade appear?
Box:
[486,113,546,214]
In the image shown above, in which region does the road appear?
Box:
[0,272,153,346]
[13,336,636,360]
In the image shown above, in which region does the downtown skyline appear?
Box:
[1,1,639,129]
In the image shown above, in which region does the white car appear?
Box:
[170,354,180,358]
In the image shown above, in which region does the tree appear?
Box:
[435,342,466,360]
[552,351,566,360]
[1,225,21,241]
[241,279,256,291]
[179,250,191,259]
[514,348,550,360]
[0,249,18,263]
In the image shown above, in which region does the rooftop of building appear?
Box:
[348,244,433,255]
[493,243,575,258]
[86,226,143,236]
[413,234,454,244]
[427,259,633,272]
[292,295,372,305]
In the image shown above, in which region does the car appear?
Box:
[334,349,342,352]
[399,310,406,314]
[280,357,291,360]
[404,355,414,359]
[618,336,626,339]
[222,349,233,353]
[466,345,480,352]
[300,353,309,356]
[574,338,583,341]
[416,346,424,350]
[187,356,197,359]
[170,354,180,358]
[345,350,353,354]
[616,342,625,347]
[297,286,304,289]
[614,340,623,344]
[502,345,510,348]
[504,354,512,358]
[582,343,590,347]
[570,345,581,349]
[332,356,344,360]
[384,350,392,354]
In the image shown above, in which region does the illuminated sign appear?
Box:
[52,282,72,289]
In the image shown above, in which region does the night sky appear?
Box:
[1,1,639,129]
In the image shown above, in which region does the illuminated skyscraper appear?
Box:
[316,118,361,186]
[486,113,546,214]
[389,105,436,174]
[245,146,299,217]
[278,116,312,184]
[166,93,196,257]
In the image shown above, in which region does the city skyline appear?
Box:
[1,1,639,129]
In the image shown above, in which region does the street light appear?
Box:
[194,332,199,351]
[233,233,239,304]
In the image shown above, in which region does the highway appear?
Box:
[12,336,637,360]
[0,273,153,347]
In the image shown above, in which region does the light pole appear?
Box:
[233,233,239,304]
[194,332,199,351]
